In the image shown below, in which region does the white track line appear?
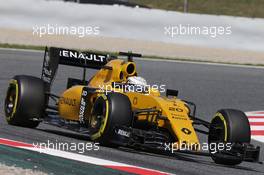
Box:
[246,111,264,115]
[250,126,264,131]
[247,115,264,118]
[249,118,264,122]
[0,138,172,175]
[251,136,264,143]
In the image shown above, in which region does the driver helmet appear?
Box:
[127,76,147,87]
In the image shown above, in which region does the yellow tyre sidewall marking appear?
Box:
[212,112,228,142]
[91,94,109,140]
[6,79,19,121]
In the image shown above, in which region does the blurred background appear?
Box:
[0,0,263,64]
[63,0,264,18]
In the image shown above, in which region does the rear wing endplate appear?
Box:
[41,47,108,90]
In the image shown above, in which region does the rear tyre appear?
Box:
[208,109,251,165]
[90,93,133,146]
[4,75,46,128]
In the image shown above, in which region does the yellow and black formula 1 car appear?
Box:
[4,47,260,165]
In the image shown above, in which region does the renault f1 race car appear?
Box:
[4,47,260,165]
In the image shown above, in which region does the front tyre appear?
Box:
[208,109,251,165]
[89,93,133,146]
[4,75,46,128]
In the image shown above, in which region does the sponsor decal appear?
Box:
[60,97,77,106]
[117,129,130,137]
[169,107,184,112]
[181,128,192,135]
[42,64,52,83]
[42,56,53,84]
[79,88,89,124]
[59,50,106,63]
[172,116,187,120]
[41,48,59,86]
[171,113,186,119]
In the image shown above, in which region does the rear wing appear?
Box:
[41,47,109,90]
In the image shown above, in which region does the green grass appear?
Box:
[130,0,264,18]
[0,43,45,50]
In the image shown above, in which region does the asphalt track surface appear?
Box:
[0,48,264,175]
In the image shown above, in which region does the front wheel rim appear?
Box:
[90,95,109,140]
[209,116,227,155]
[5,85,18,119]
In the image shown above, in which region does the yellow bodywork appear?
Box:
[58,59,200,148]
